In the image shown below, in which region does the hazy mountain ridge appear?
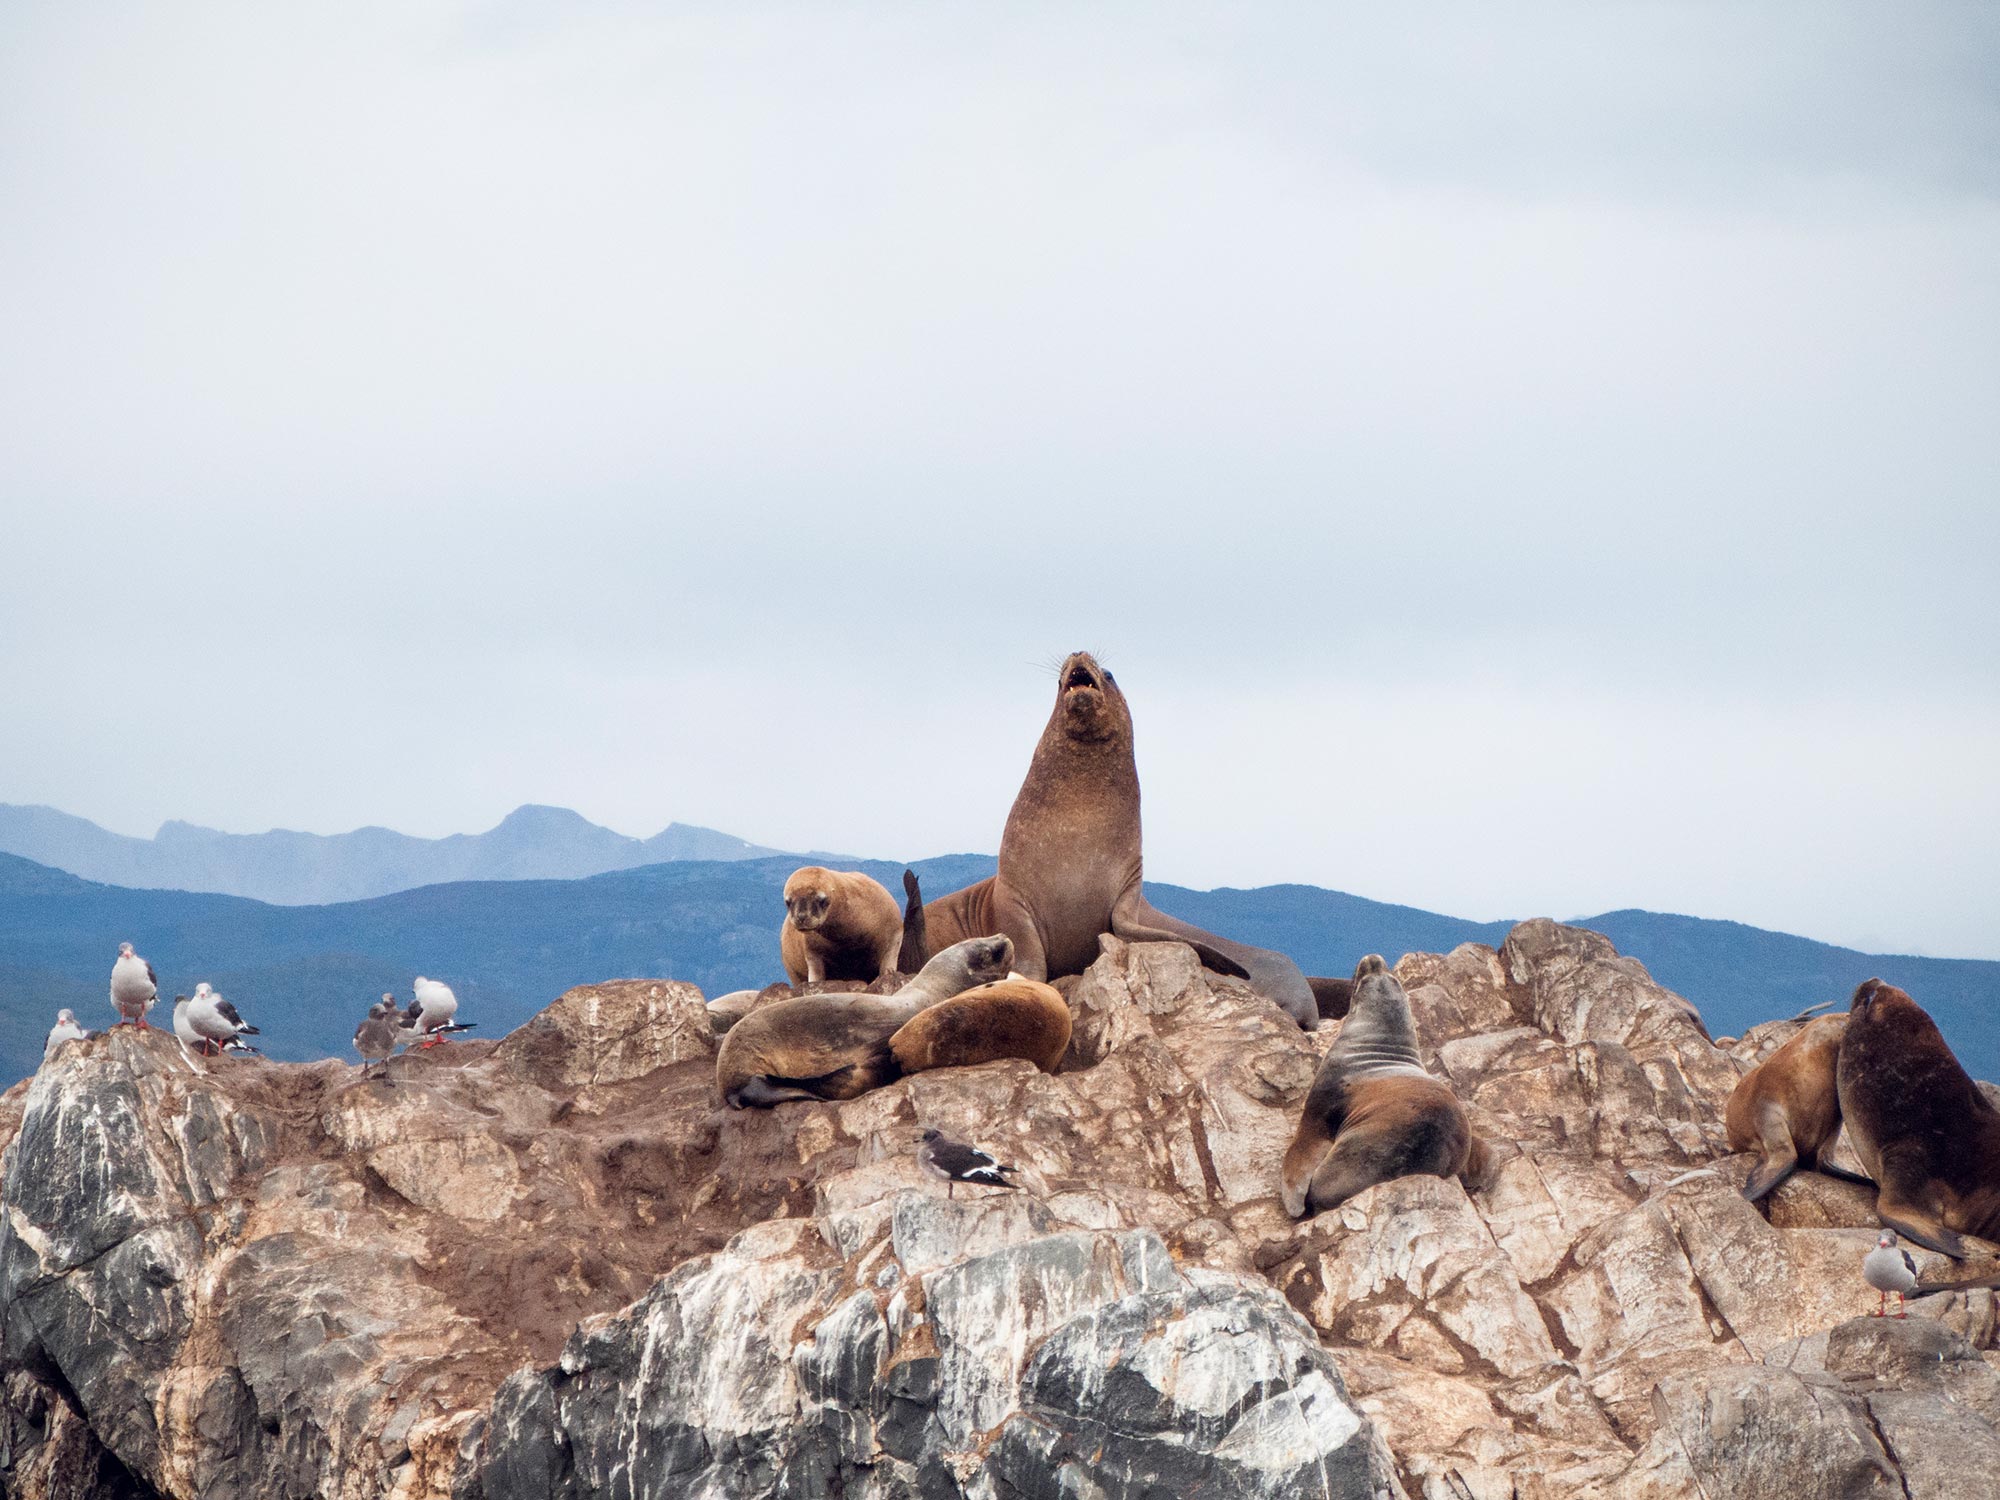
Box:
[2,849,1993,1091]
[0,801,823,905]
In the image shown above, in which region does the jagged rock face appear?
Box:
[1,923,1995,1500]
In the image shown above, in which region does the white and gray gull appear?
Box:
[403,976,472,1048]
[186,982,261,1056]
[918,1128,1020,1199]
[110,942,158,1029]
[1864,1230,1919,1318]
[43,1009,88,1062]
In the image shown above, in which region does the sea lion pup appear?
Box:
[1725,1013,1875,1201]
[716,934,1014,1108]
[1837,978,2000,1258]
[779,866,904,984]
[889,977,1072,1077]
[1281,956,1495,1217]
[919,651,1328,1028]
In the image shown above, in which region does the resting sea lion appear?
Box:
[920,651,1324,1028]
[1281,956,1495,1217]
[889,977,1072,1077]
[779,866,904,984]
[1725,1013,1874,1201]
[717,935,1013,1108]
[1836,978,2000,1257]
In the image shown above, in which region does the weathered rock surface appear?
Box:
[1,920,1994,1499]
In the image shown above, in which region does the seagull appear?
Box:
[354,998,402,1082]
[171,994,205,1052]
[110,942,158,1028]
[404,976,472,1049]
[186,982,260,1056]
[918,1128,1020,1200]
[1864,1230,1919,1318]
[43,1009,88,1062]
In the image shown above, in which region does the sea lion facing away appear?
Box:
[1836,978,2000,1257]
[1281,956,1495,1217]
[889,977,1072,1077]
[1725,1013,1873,1201]
[919,652,1324,1028]
[779,866,904,984]
[716,935,1014,1108]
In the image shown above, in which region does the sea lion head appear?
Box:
[783,867,835,932]
[1331,954,1422,1067]
[960,933,1016,986]
[1848,978,1934,1038]
[1051,651,1131,747]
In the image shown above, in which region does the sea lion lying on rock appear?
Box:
[716,935,1013,1108]
[779,866,903,984]
[1838,978,2000,1257]
[1281,956,1497,1217]
[917,651,1328,1029]
[889,977,1072,1077]
[1726,1013,1873,1201]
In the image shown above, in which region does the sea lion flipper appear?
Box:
[1876,1198,1969,1259]
[1811,1161,1877,1188]
[897,869,930,973]
[1308,976,1353,1020]
[1741,1100,1802,1202]
[1108,893,1251,980]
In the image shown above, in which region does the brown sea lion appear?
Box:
[1725,1013,1875,1201]
[920,651,1327,1028]
[1836,978,2000,1257]
[717,935,1013,1108]
[779,866,903,984]
[888,977,1072,1077]
[1281,956,1496,1217]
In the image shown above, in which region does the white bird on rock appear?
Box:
[1865,1231,1919,1318]
[110,942,158,1028]
[918,1128,1020,1200]
[43,1009,88,1062]
[186,982,260,1056]
[404,976,472,1048]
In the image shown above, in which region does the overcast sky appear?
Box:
[4,2,1997,957]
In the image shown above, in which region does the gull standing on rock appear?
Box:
[1864,1231,1919,1317]
[354,998,402,1082]
[918,1128,1019,1200]
[404,976,470,1048]
[172,995,204,1052]
[110,942,158,1028]
[43,1009,88,1062]
[186,982,261,1056]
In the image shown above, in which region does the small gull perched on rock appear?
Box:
[1864,1230,1919,1317]
[186,982,261,1056]
[354,997,402,1082]
[172,994,203,1052]
[918,1128,1019,1199]
[42,1009,88,1062]
[110,942,158,1029]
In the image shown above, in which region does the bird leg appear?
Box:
[947,1180,955,1200]
[136,1017,148,1030]
[1895,1291,1907,1319]
[1874,1290,1886,1317]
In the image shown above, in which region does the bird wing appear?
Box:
[402,999,423,1023]
[145,961,158,988]
[1902,1249,1920,1278]
[929,1137,1009,1177]
[215,999,246,1027]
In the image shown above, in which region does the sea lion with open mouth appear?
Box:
[918,651,1325,1028]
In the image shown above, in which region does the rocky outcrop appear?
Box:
[1,921,1995,1499]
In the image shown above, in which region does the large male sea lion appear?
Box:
[716,935,1013,1108]
[889,977,1072,1077]
[1281,956,1495,1217]
[919,651,1324,1028]
[779,866,904,984]
[1726,1013,1874,1201]
[1836,978,2000,1257]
